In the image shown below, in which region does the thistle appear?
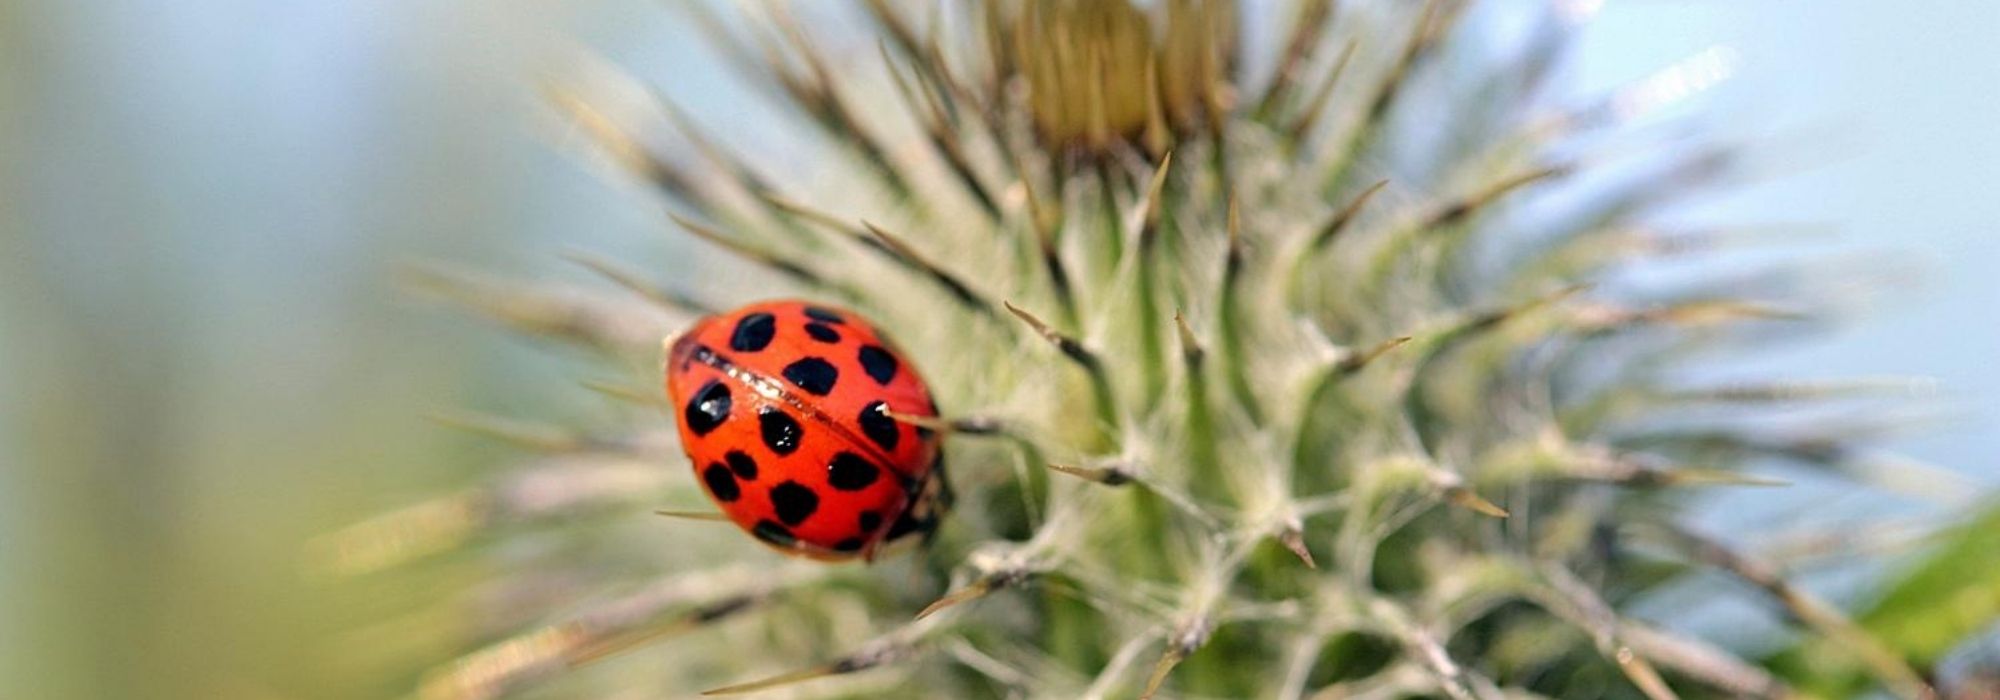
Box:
[318,1,1978,698]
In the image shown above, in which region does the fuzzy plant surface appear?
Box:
[316,1,1981,698]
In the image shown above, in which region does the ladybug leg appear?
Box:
[918,454,953,546]
[883,454,950,547]
[751,519,852,562]
[930,452,956,512]
[858,455,951,563]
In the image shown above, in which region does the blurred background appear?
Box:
[2,1,1993,697]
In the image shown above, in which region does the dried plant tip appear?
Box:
[915,581,994,621]
[653,509,732,522]
[564,251,710,314]
[1225,192,1243,254]
[570,595,763,665]
[915,568,1032,620]
[1652,469,1789,488]
[1335,335,1413,375]
[1218,190,1266,426]
[883,409,1005,436]
[1047,462,1133,486]
[1173,311,1205,366]
[652,92,790,209]
[1141,618,1214,700]
[306,492,489,578]
[700,665,838,696]
[1589,457,1791,489]
[428,411,584,453]
[860,0,922,62]
[1478,283,1591,329]
[401,265,655,350]
[1004,301,1103,371]
[1426,163,1572,229]
[1667,377,1939,404]
[545,85,683,193]
[1140,151,1176,232]
[1254,0,1335,118]
[862,221,996,314]
[580,378,668,407]
[1442,486,1509,518]
[756,0,914,199]
[1285,39,1359,144]
[1310,179,1391,253]
[1139,647,1187,700]
[1275,522,1318,569]
[702,639,913,696]
[669,214,826,287]
[1574,300,1809,331]
[878,42,1002,220]
[761,194,885,249]
[419,624,586,700]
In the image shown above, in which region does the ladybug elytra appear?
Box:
[664,300,947,561]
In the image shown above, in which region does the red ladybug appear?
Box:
[664,300,947,561]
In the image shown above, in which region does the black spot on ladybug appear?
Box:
[827,452,881,491]
[684,380,731,436]
[752,520,795,546]
[803,321,841,343]
[804,306,845,324]
[782,357,839,396]
[725,450,757,480]
[833,538,864,552]
[769,481,819,526]
[730,312,777,352]
[702,464,740,502]
[858,510,883,534]
[758,407,803,456]
[858,345,898,385]
[858,401,899,451]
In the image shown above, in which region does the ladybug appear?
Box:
[664,300,948,561]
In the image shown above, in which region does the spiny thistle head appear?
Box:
[316,1,1966,698]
